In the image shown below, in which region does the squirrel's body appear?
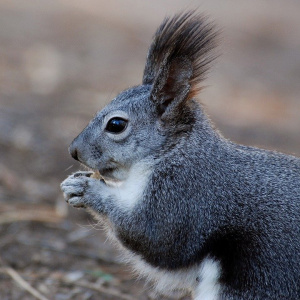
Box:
[61,12,300,299]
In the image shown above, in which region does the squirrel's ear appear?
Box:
[143,11,218,116]
[150,56,193,115]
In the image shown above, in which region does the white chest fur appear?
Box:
[104,162,152,210]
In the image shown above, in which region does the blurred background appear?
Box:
[0,0,299,299]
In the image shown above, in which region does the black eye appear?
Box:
[105,117,128,133]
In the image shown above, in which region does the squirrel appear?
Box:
[61,11,300,300]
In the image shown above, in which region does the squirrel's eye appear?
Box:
[105,117,128,133]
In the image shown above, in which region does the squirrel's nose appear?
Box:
[69,142,80,161]
[70,148,79,161]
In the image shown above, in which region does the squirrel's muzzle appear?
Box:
[69,140,80,161]
[70,148,79,161]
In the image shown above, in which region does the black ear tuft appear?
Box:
[143,11,218,113]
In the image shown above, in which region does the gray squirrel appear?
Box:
[61,12,300,300]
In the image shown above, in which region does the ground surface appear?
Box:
[0,1,299,299]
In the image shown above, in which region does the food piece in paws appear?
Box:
[91,170,103,180]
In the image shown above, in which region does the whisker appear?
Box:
[64,165,74,172]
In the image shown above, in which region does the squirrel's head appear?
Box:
[69,11,218,181]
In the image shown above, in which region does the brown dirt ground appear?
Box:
[0,1,299,299]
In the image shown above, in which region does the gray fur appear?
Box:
[61,12,300,299]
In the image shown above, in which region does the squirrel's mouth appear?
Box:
[91,166,125,185]
[87,159,127,183]
[98,167,116,178]
[90,168,114,178]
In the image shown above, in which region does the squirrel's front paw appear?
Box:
[60,172,94,208]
